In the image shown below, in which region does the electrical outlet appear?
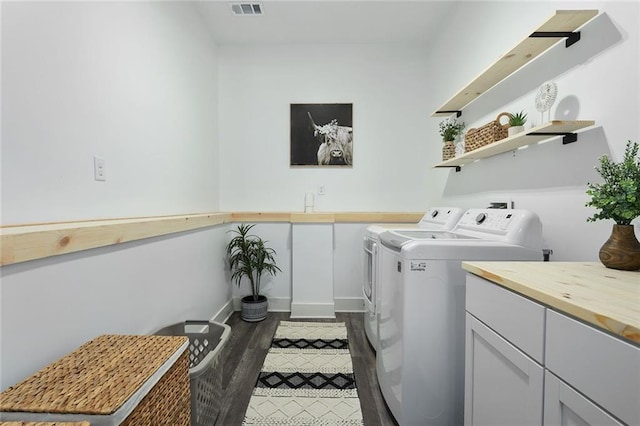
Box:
[318,184,326,195]
[94,156,106,181]
[488,198,513,209]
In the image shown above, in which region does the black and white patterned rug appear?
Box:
[242,321,364,425]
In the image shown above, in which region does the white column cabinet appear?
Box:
[290,223,335,318]
[465,273,639,426]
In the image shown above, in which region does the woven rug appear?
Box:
[242,321,364,425]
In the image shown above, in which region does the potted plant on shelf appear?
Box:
[508,111,527,136]
[226,224,281,321]
[585,140,640,270]
[439,117,465,161]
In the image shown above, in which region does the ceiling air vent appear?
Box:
[230,2,263,16]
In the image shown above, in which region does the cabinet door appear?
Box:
[546,310,640,425]
[544,371,623,426]
[465,313,544,426]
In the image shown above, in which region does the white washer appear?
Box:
[376,209,543,426]
[363,207,464,352]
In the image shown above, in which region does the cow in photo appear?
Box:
[307,112,353,166]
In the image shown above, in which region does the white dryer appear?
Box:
[376,209,543,426]
[363,207,464,352]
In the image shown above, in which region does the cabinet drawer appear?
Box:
[466,274,545,363]
[546,310,640,426]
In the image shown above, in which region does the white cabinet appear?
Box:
[545,310,640,426]
[465,272,640,426]
[290,223,335,318]
[465,314,544,426]
[465,274,544,426]
[544,371,624,426]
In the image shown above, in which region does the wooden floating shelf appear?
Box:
[431,9,598,117]
[434,120,595,170]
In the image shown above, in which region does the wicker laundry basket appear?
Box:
[0,335,190,426]
[464,112,512,152]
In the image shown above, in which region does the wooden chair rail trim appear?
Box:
[1,212,424,266]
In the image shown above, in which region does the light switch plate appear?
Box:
[94,156,106,181]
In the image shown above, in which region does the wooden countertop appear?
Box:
[1,211,424,266]
[462,261,640,344]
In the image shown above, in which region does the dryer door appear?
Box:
[362,237,377,312]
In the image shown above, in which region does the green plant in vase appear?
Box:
[438,117,465,142]
[226,224,281,321]
[439,117,465,161]
[585,140,640,270]
[508,111,527,136]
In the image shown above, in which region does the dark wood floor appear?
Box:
[216,311,397,425]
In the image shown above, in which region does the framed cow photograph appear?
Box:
[290,103,353,167]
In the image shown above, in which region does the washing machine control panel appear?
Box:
[454,209,543,248]
[458,209,535,233]
[418,207,464,229]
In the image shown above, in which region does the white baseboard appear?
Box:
[211,299,235,324]
[232,297,291,312]
[290,302,336,319]
[230,297,364,316]
[267,297,291,312]
[335,297,365,313]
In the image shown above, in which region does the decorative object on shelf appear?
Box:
[508,111,528,137]
[439,117,465,161]
[226,224,282,321]
[464,112,511,153]
[442,141,456,161]
[455,141,465,157]
[535,81,558,124]
[434,120,595,171]
[586,141,640,271]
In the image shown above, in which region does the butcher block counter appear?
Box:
[461,261,640,344]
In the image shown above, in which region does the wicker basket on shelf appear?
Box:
[464,112,512,152]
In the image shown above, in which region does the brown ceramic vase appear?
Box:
[599,224,640,271]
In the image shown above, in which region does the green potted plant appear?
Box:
[226,224,281,321]
[439,117,465,161]
[585,140,640,270]
[508,111,527,136]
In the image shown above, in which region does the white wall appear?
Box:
[0,226,232,391]
[1,1,220,224]
[0,2,226,390]
[218,43,434,212]
[217,1,639,262]
[423,1,639,260]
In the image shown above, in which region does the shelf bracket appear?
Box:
[529,31,581,48]
[527,132,578,145]
[437,110,462,118]
[455,166,461,172]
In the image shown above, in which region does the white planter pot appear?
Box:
[508,126,525,137]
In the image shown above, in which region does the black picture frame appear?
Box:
[290,103,353,167]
